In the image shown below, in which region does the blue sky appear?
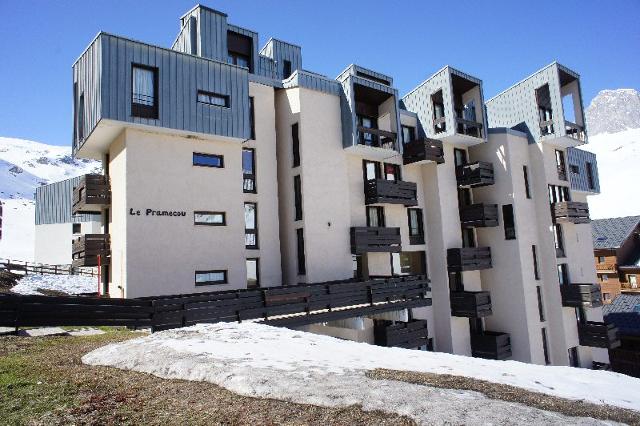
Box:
[0,0,638,147]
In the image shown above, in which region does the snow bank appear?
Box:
[83,323,639,424]
[11,273,97,295]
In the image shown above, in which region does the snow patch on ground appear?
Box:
[11,273,97,295]
[83,322,640,424]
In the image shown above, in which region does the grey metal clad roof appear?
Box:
[603,293,640,336]
[592,216,640,249]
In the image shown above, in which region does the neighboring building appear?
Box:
[604,293,640,377]
[0,200,3,241]
[33,4,615,367]
[592,216,640,302]
[34,177,101,265]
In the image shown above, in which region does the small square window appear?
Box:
[72,223,81,234]
[193,152,224,168]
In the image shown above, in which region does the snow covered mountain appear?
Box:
[585,88,640,136]
[0,137,100,261]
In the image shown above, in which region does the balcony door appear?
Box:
[363,160,381,181]
[358,115,378,147]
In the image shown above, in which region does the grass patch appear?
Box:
[1,331,412,425]
[367,368,640,425]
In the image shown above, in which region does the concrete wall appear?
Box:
[34,221,101,265]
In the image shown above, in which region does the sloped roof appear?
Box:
[604,293,640,336]
[592,215,640,249]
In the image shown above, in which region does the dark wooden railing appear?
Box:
[456,162,494,188]
[357,126,397,150]
[72,174,111,214]
[72,234,110,268]
[471,331,512,360]
[565,121,586,142]
[577,321,620,349]
[610,348,640,378]
[447,247,492,272]
[350,227,401,254]
[403,138,445,165]
[364,179,418,206]
[450,291,492,318]
[455,117,483,138]
[539,119,555,136]
[552,201,590,224]
[374,319,429,349]
[459,203,499,228]
[560,284,602,308]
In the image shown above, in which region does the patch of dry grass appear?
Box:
[367,368,640,425]
[0,330,413,425]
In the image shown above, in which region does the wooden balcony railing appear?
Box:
[450,291,492,318]
[72,174,111,215]
[595,262,617,272]
[552,201,590,224]
[403,138,445,165]
[560,283,603,308]
[459,203,499,228]
[447,247,492,272]
[357,126,397,150]
[350,227,401,254]
[364,179,418,206]
[471,331,512,360]
[456,161,494,188]
[565,121,586,142]
[455,117,483,138]
[539,119,555,136]
[373,319,429,349]
[72,234,110,268]
[577,321,620,349]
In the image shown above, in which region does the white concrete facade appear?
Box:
[34,220,101,265]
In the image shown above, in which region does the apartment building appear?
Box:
[592,216,640,302]
[36,4,616,366]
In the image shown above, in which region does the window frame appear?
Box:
[249,96,255,140]
[294,175,303,221]
[523,165,531,199]
[131,63,159,119]
[246,258,260,289]
[197,90,230,108]
[366,206,385,228]
[557,263,569,285]
[292,123,300,168]
[296,228,306,275]
[193,152,224,168]
[554,224,565,257]
[362,160,381,181]
[401,125,416,144]
[502,204,516,240]
[283,60,292,79]
[244,202,259,249]
[242,148,257,193]
[195,270,228,286]
[555,149,567,181]
[532,245,540,280]
[194,211,226,226]
[383,163,401,182]
[541,328,551,365]
[536,285,545,322]
[407,208,425,245]
[586,162,595,190]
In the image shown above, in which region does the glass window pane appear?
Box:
[245,203,256,229]
[247,259,258,288]
[193,153,223,167]
[195,271,226,284]
[133,67,154,105]
[365,162,377,180]
[243,149,254,174]
[194,212,224,225]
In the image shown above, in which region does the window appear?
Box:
[243,148,256,193]
[294,175,303,221]
[283,60,292,79]
[292,123,300,167]
[523,166,531,199]
[598,256,605,263]
[569,164,579,174]
[502,204,516,240]
[194,211,226,226]
[384,163,400,181]
[603,293,612,302]
[568,347,580,367]
[548,185,570,203]
[197,90,229,107]
[532,245,540,280]
[554,224,565,257]
[462,228,475,248]
[398,251,426,275]
[193,152,224,168]
[366,206,385,227]
[401,125,415,144]
[357,115,378,146]
[352,255,364,279]
[195,270,227,286]
[227,31,252,71]
[249,97,255,139]
[541,328,550,365]
[555,150,567,181]
[363,160,380,181]
[602,274,608,282]
[557,263,569,285]
[132,64,158,119]
[448,271,463,292]
[245,202,258,249]
[630,275,638,288]
[453,148,467,167]
[457,188,472,208]
[72,223,81,234]
[536,286,545,322]
[78,93,85,141]
[246,258,259,289]
[296,228,306,275]
[586,162,595,190]
[407,208,424,245]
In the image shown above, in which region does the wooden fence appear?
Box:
[0,275,431,332]
[0,258,98,277]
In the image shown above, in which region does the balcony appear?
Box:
[459,203,499,228]
[552,201,590,224]
[350,227,401,254]
[374,319,429,349]
[72,174,111,214]
[450,291,492,318]
[357,127,397,151]
[456,162,494,188]
[565,121,586,142]
[471,331,512,360]
[72,234,110,268]
[455,117,483,139]
[364,179,417,206]
[447,247,492,272]
[595,262,617,273]
[560,284,603,308]
[403,138,445,165]
[578,322,620,349]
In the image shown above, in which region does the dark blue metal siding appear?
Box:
[35,177,97,225]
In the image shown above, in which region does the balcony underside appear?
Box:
[447,247,492,272]
[450,291,492,318]
[403,138,445,165]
